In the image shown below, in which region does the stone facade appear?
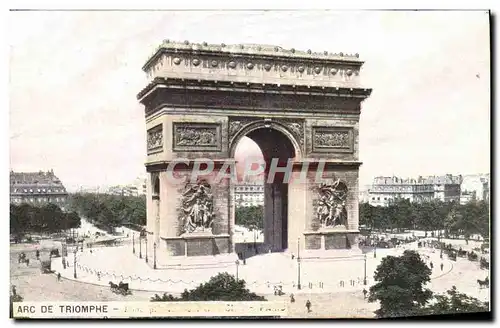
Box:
[10,170,68,207]
[368,174,462,207]
[138,41,372,259]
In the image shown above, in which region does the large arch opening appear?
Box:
[233,125,298,254]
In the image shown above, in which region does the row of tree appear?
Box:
[10,203,81,239]
[67,193,146,232]
[368,250,489,318]
[235,205,264,231]
[360,199,490,238]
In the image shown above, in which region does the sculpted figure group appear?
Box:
[316,179,348,228]
[181,180,214,233]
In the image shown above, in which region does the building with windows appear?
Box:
[368,174,462,207]
[460,190,477,205]
[106,176,147,197]
[234,183,265,208]
[10,170,68,207]
[107,185,140,197]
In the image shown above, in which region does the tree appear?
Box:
[368,250,433,318]
[422,286,489,315]
[150,273,266,302]
[235,206,264,230]
[67,193,147,231]
[359,202,374,229]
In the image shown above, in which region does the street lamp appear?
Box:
[153,242,157,269]
[132,233,135,254]
[73,248,77,279]
[297,238,301,290]
[235,260,240,281]
[139,235,142,259]
[363,254,367,285]
[145,235,148,263]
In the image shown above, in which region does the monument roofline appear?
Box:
[142,40,364,72]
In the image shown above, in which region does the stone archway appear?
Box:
[230,122,300,252]
[138,41,372,262]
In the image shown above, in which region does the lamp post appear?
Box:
[132,233,135,254]
[363,254,367,285]
[139,235,142,259]
[145,235,148,263]
[235,260,240,281]
[297,238,301,290]
[153,242,157,269]
[73,248,77,279]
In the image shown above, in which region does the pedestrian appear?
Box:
[12,285,16,296]
[430,262,434,269]
[291,254,295,260]
[36,249,40,259]
[363,289,367,299]
[290,293,295,303]
[306,300,312,313]
[57,273,61,282]
[440,263,444,271]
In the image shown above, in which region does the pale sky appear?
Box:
[9,10,490,192]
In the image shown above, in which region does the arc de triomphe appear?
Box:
[137,41,372,264]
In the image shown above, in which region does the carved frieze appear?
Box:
[281,120,304,149]
[312,126,354,153]
[147,124,163,154]
[315,180,349,229]
[173,123,222,152]
[179,180,214,234]
[143,42,363,85]
[228,117,258,141]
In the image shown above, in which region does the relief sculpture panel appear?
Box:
[312,126,354,153]
[315,179,349,229]
[147,124,163,154]
[179,180,215,234]
[173,123,221,152]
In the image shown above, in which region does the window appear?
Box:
[29,189,33,193]
[24,189,27,192]
[377,197,380,200]
[37,189,41,192]
[43,189,46,192]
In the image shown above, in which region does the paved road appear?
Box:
[10,246,377,318]
[10,248,154,302]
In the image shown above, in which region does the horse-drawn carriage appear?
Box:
[274,285,284,296]
[477,277,489,289]
[109,281,132,296]
[17,252,29,265]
